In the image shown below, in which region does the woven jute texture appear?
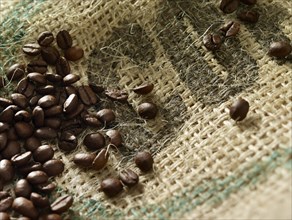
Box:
[1,0,292,219]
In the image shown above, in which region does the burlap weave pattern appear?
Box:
[0,0,291,219]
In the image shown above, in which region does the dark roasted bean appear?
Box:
[82,114,102,127]
[64,46,84,61]
[134,151,154,172]
[27,171,48,185]
[96,109,115,125]
[35,181,56,194]
[78,85,98,105]
[0,106,14,123]
[66,103,84,119]
[44,105,62,117]
[27,72,47,84]
[35,127,57,139]
[44,117,61,129]
[43,159,64,176]
[63,94,79,113]
[105,88,128,102]
[229,97,249,121]
[65,86,77,96]
[22,43,41,56]
[220,0,239,14]
[12,197,38,219]
[11,93,28,109]
[137,102,158,119]
[14,179,32,198]
[27,60,47,73]
[14,110,31,122]
[56,30,72,49]
[133,83,154,95]
[45,73,62,83]
[106,130,123,147]
[203,33,223,51]
[33,145,54,163]
[119,169,139,187]
[92,149,109,171]
[32,106,45,127]
[6,63,25,81]
[30,192,49,208]
[237,10,259,23]
[0,98,12,108]
[38,31,54,46]
[56,56,71,76]
[100,178,123,197]
[63,74,80,86]
[268,41,292,58]
[41,47,60,65]
[73,153,96,168]
[14,122,34,138]
[24,136,41,151]
[83,132,105,150]
[7,127,18,140]
[37,95,57,108]
[0,160,14,182]
[220,21,240,37]
[18,162,42,176]
[11,152,32,167]
[36,85,56,95]
[89,83,104,94]
[50,195,73,214]
[0,192,13,212]
[58,131,77,152]
[1,140,21,159]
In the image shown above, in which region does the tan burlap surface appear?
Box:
[1,0,291,219]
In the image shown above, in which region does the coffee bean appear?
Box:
[134,151,154,172]
[0,160,14,182]
[51,195,73,214]
[240,0,256,5]
[16,78,35,98]
[18,162,42,176]
[39,213,62,220]
[220,21,240,37]
[32,106,45,127]
[38,31,54,46]
[14,122,34,138]
[63,74,80,86]
[0,212,10,220]
[15,179,32,198]
[22,43,41,56]
[119,169,139,187]
[65,86,78,96]
[106,130,123,147]
[35,181,56,194]
[35,127,57,139]
[203,33,223,51]
[82,114,102,127]
[27,170,48,185]
[229,97,249,121]
[133,83,154,95]
[58,131,77,152]
[37,95,57,108]
[56,30,72,49]
[96,109,115,125]
[0,106,14,123]
[220,0,239,14]
[24,136,41,151]
[56,56,71,76]
[11,93,28,109]
[0,192,13,212]
[12,197,38,219]
[27,72,47,85]
[43,159,64,176]
[45,73,62,83]
[0,123,9,133]
[7,127,18,140]
[0,98,12,108]
[100,178,123,197]
[105,88,128,102]
[6,63,25,81]
[11,151,32,167]
[14,110,31,122]
[30,192,49,208]
[63,94,79,113]
[44,117,61,129]
[66,103,84,119]
[268,41,292,58]
[64,46,84,61]
[237,10,259,23]
[36,85,56,95]
[27,60,47,74]
[78,85,98,105]
[89,83,104,94]
[0,133,7,151]
[1,140,21,159]
[32,145,54,163]
[137,102,158,119]
[83,132,105,150]
[73,153,96,168]
[41,47,60,65]
[44,105,62,117]
[92,149,109,171]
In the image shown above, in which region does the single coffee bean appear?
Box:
[0,192,13,212]
[82,114,102,127]
[32,106,45,127]
[63,74,80,86]
[56,30,72,49]
[41,47,60,65]
[137,102,158,119]
[6,63,25,81]
[89,83,104,94]
[92,149,109,171]
[45,72,62,83]
[268,41,292,58]
[66,103,84,119]
[38,31,54,46]
[39,213,62,220]
[101,178,123,197]
[14,110,31,122]
[27,72,47,85]
[27,170,48,185]
[83,132,105,150]
[105,88,128,102]
[12,197,38,219]
[16,78,35,98]
[56,56,71,76]
[119,169,139,187]
[240,0,256,5]
[220,21,240,37]
[44,117,61,129]
[73,153,96,168]
[78,85,98,105]
[0,106,14,123]
[44,105,62,117]
[51,195,73,214]
[0,212,10,220]
[35,127,57,139]
[14,122,34,138]
[30,192,49,208]
[35,181,56,194]
[0,98,12,108]
[237,10,259,23]
[14,179,32,198]
[1,140,21,159]
[24,136,41,151]
[58,131,77,152]
[35,85,56,95]
[37,95,57,108]
[7,127,18,140]
[11,151,32,167]
[11,93,28,109]
[203,33,223,51]
[134,151,154,172]
[27,60,47,73]
[96,109,116,125]
[64,46,84,61]
[0,133,7,151]
[22,43,41,56]
[42,159,64,176]
[229,97,249,121]
[63,94,79,113]
[0,123,9,133]
[18,162,42,176]
[33,145,54,163]
[106,130,123,147]
[220,0,239,14]
[133,83,154,95]
[65,86,78,96]
[0,160,14,182]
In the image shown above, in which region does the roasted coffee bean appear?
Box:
[14,110,31,122]
[35,127,57,139]
[27,60,47,74]
[78,85,98,105]
[0,212,10,220]
[220,21,240,37]
[22,43,41,56]
[56,30,72,49]
[119,169,139,187]
[36,85,55,95]
[73,153,96,168]
[133,83,154,95]
[51,195,73,214]
[58,131,77,152]
[89,83,104,94]
[30,192,49,208]
[41,47,60,65]
[106,130,123,147]
[92,149,109,171]
[0,133,7,151]
[18,162,42,176]
[64,46,84,61]
[39,213,62,220]
[16,78,35,98]
[44,117,61,129]
[268,41,292,58]
[24,136,41,151]
[65,86,77,96]
[35,181,56,194]
[37,95,57,108]
[15,179,32,198]
[38,31,54,46]
[0,123,9,133]
[11,93,28,109]
[1,140,21,159]
[44,105,62,117]
[43,159,64,177]
[32,106,45,127]
[137,102,158,119]
[0,192,13,212]
[11,152,32,167]
[6,63,25,81]
[14,122,34,138]
[229,97,249,121]
[7,127,18,140]
[0,98,12,108]
[66,103,84,119]
[45,73,62,83]
[83,132,105,150]
[105,88,128,102]
[0,160,14,182]
[203,33,222,51]
[56,56,71,76]
[12,197,38,219]
[63,94,78,113]
[0,106,14,123]
[100,178,123,197]
[240,0,256,5]
[134,151,154,172]
[29,95,42,108]
[63,74,80,86]
[33,145,54,163]
[96,109,115,125]
[237,10,259,23]
[220,0,239,14]
[27,170,48,185]
[82,114,102,127]
[27,72,47,85]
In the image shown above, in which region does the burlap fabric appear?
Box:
[1,0,291,219]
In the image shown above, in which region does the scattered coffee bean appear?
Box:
[0,160,14,182]
[35,181,56,194]
[229,97,249,121]
[100,178,123,197]
[119,169,139,187]
[64,46,84,61]
[37,95,57,108]
[14,122,34,139]
[0,212,10,220]
[203,33,223,51]
[6,63,25,81]
[92,149,109,171]
[240,0,256,5]
[27,170,48,185]
[105,88,128,102]
[0,133,7,151]
[58,131,77,152]
[134,151,154,172]
[39,213,62,220]
[89,83,104,94]
[82,114,102,127]
[11,151,32,167]
[56,56,71,76]
[78,85,98,105]
[41,46,60,65]
[1,140,21,159]
[33,145,54,163]
[63,94,79,113]
[268,41,292,58]
[237,10,259,23]
[38,31,54,46]
[27,60,47,74]
[14,179,32,198]
[44,117,61,129]
[35,127,57,139]
[45,72,63,83]
[220,0,239,14]
[57,30,73,49]
[63,74,80,86]
[220,21,240,37]
[43,159,64,176]
[11,93,28,109]
[22,43,41,56]
[73,153,96,168]
[27,72,47,85]
[12,197,38,219]
[18,162,42,176]
[83,132,105,150]
[24,136,41,151]
[0,192,13,212]
[30,192,49,208]
[133,83,154,95]
[96,109,116,125]
[106,130,123,147]
[50,195,73,214]
[137,102,158,119]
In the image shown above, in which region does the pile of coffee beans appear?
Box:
[0,30,156,218]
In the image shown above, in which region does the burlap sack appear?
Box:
[1,0,291,219]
